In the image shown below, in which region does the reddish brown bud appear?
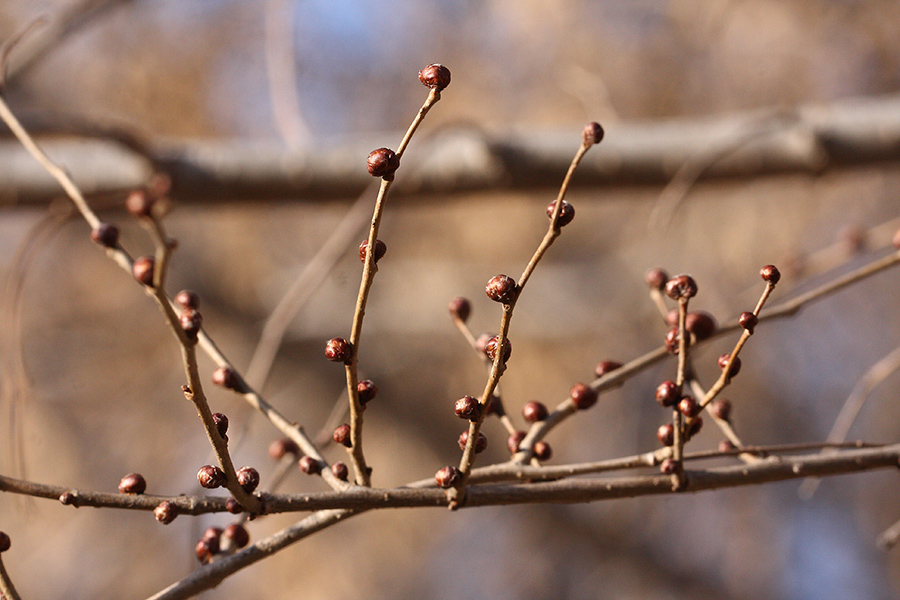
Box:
[655,380,681,407]
[718,353,742,378]
[175,289,200,310]
[59,492,77,506]
[448,297,471,322]
[90,222,120,248]
[237,467,260,493]
[665,274,698,300]
[126,189,155,218]
[225,498,243,514]
[212,366,239,391]
[686,311,717,341]
[223,523,250,549]
[366,148,400,180]
[739,311,758,334]
[507,431,527,454]
[484,335,512,362]
[659,458,679,474]
[594,360,623,378]
[333,424,352,448]
[154,501,178,524]
[212,413,229,438]
[546,200,575,227]
[268,437,300,460]
[358,239,387,264]
[678,395,700,418]
[582,122,604,145]
[710,398,732,421]
[180,308,203,341]
[686,416,703,439]
[195,539,215,564]
[454,395,481,420]
[298,455,321,475]
[570,383,598,410]
[533,441,553,461]
[0,531,10,553]
[657,423,675,446]
[665,327,681,354]
[485,274,518,303]
[458,430,487,453]
[331,461,349,481]
[644,268,669,291]
[435,465,460,488]
[197,465,226,489]
[118,473,146,494]
[760,265,781,284]
[132,256,155,287]
[522,401,549,423]
[418,63,451,90]
[325,337,353,364]
[357,380,378,405]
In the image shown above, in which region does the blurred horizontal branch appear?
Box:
[2,92,900,206]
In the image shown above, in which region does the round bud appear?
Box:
[357,380,378,405]
[180,308,203,341]
[657,423,675,447]
[366,148,400,180]
[212,366,240,391]
[418,63,451,90]
[325,337,353,364]
[655,380,681,407]
[132,256,155,287]
[678,395,700,418]
[718,353,742,378]
[458,430,487,453]
[686,311,717,341]
[175,289,200,310]
[760,265,781,284]
[0,531,10,553]
[665,274,698,300]
[435,465,460,489]
[331,461,349,481]
[225,498,243,514]
[533,441,552,461]
[90,222,120,248]
[454,395,481,421]
[710,398,732,421]
[507,431,527,454]
[485,274,518,304]
[570,383,598,410]
[154,501,178,524]
[594,360,623,378]
[298,456,321,475]
[739,311,758,334]
[522,401,549,423]
[659,458,679,474]
[484,335,512,362]
[333,424,352,448]
[118,473,146,495]
[212,413,229,438]
[664,327,681,354]
[126,189,155,218]
[718,439,737,453]
[268,437,300,460]
[195,539,215,564]
[223,523,250,549]
[237,467,260,493]
[358,239,387,264]
[644,268,669,291]
[582,121,605,145]
[197,465,226,489]
[686,416,704,439]
[59,492,77,506]
[546,200,575,227]
[448,297,471,322]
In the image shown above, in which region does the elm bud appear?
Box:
[333,424,352,448]
[132,256,155,287]
[582,122,604,145]
[197,465,226,489]
[435,465,460,488]
[448,297,471,323]
[418,63,451,90]
[665,274,698,300]
[570,383,598,410]
[325,337,353,364]
[90,223,119,248]
[546,200,575,227]
[485,274,518,304]
[118,473,146,495]
[367,148,400,180]
[154,501,178,524]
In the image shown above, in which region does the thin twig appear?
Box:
[0,553,21,600]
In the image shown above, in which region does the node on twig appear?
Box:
[154,501,178,524]
[366,148,400,180]
[90,223,119,248]
[197,465,226,489]
[458,430,487,453]
[570,383,598,410]
[434,466,460,489]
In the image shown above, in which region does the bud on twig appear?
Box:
[418,63,451,91]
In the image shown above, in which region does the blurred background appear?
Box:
[1,1,900,599]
